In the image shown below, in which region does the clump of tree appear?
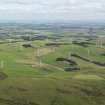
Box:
[65,67,80,72]
[46,42,70,47]
[71,53,105,67]
[56,57,80,72]
[72,41,94,47]
[22,44,33,48]
[21,36,31,41]
[101,53,105,56]
[21,35,47,41]
[92,61,105,67]
[71,54,90,62]
[56,57,77,65]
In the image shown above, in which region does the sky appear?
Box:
[0,0,105,22]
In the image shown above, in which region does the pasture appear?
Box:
[0,27,105,105]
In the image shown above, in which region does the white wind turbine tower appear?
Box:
[19,43,23,51]
[35,46,42,67]
[46,37,49,43]
[47,37,55,52]
[87,47,90,57]
[96,38,99,48]
[100,36,105,48]
[68,37,73,59]
[88,50,90,60]
[97,36,104,48]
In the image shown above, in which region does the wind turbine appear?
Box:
[87,48,90,57]
[35,46,42,67]
[68,37,73,59]
[98,36,104,48]
[19,43,23,51]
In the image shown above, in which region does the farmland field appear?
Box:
[0,24,105,105]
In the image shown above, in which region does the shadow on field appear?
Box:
[0,72,8,80]
[71,53,105,67]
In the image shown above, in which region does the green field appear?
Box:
[0,33,105,105]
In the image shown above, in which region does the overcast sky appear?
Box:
[0,0,105,22]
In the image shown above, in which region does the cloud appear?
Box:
[0,0,105,21]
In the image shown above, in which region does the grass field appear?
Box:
[0,35,105,105]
